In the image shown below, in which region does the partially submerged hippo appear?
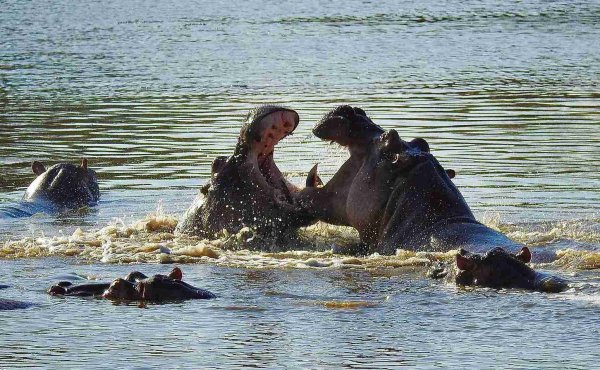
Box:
[48,267,215,301]
[176,106,316,239]
[0,285,34,310]
[0,159,100,217]
[0,298,34,310]
[455,247,568,293]
[297,105,567,292]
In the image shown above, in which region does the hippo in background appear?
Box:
[0,159,100,217]
[0,285,35,310]
[48,267,216,301]
[176,106,317,241]
[295,105,567,292]
[0,298,34,310]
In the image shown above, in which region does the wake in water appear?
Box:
[1,204,598,271]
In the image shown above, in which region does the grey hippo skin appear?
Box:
[0,298,35,310]
[176,106,316,239]
[0,286,35,310]
[49,267,216,301]
[296,105,567,292]
[0,159,100,217]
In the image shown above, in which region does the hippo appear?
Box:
[176,106,316,240]
[296,105,567,292]
[0,298,35,310]
[0,286,35,310]
[48,267,216,301]
[0,159,100,217]
[455,247,568,293]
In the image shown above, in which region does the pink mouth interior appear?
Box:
[249,110,297,191]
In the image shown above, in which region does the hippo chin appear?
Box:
[49,267,216,302]
[1,159,100,217]
[297,105,567,292]
[176,106,316,239]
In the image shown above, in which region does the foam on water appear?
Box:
[1,204,598,271]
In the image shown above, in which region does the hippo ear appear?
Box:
[168,267,183,281]
[409,138,430,153]
[80,158,88,170]
[306,164,323,188]
[456,251,474,271]
[515,247,532,263]
[31,161,46,175]
[445,169,456,179]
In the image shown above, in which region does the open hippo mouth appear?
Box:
[234,105,302,198]
[177,105,320,238]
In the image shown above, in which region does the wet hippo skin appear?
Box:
[176,106,316,239]
[48,267,216,301]
[0,159,100,217]
[296,106,567,292]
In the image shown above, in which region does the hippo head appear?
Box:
[102,278,141,300]
[455,247,568,293]
[24,159,100,209]
[102,267,215,301]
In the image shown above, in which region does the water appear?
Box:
[1,0,600,368]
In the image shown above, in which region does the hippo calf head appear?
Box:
[24,159,100,209]
[456,247,568,293]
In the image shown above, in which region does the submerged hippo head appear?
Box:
[24,159,100,210]
[102,267,215,301]
[177,106,316,239]
[455,247,568,293]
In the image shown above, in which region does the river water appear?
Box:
[1,0,599,368]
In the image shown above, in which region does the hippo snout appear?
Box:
[534,272,569,293]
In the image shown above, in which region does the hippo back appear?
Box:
[23,163,99,210]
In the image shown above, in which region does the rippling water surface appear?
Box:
[1,0,599,368]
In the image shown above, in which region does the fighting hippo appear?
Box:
[176,106,316,240]
[48,267,216,301]
[297,105,567,292]
[0,159,100,217]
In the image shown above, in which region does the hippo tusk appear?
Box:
[306,164,323,188]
